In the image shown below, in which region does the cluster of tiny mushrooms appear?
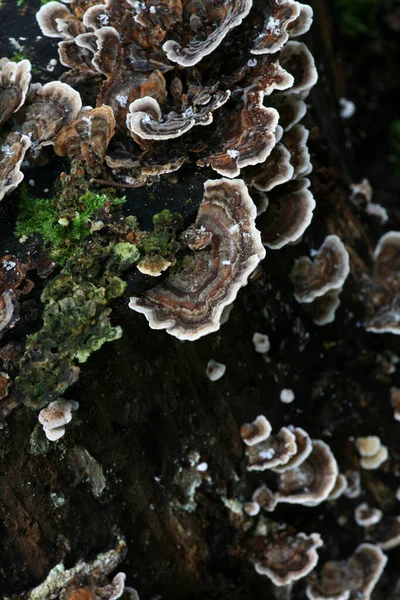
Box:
[0,0,400,597]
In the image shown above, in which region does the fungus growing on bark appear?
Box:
[0,132,31,201]
[53,105,116,169]
[343,470,361,499]
[162,0,253,67]
[251,1,301,55]
[306,544,388,600]
[36,1,84,39]
[253,531,323,586]
[0,289,20,341]
[257,178,316,249]
[355,436,388,470]
[205,359,226,382]
[369,516,400,550]
[252,332,270,353]
[126,92,230,140]
[240,415,272,446]
[21,81,82,148]
[354,503,383,527]
[246,426,297,470]
[275,440,338,506]
[197,92,279,178]
[291,235,350,303]
[365,231,400,335]
[280,388,295,403]
[327,473,348,500]
[0,58,32,127]
[38,397,79,441]
[129,179,265,340]
[136,255,171,277]
[273,426,312,472]
[0,371,11,400]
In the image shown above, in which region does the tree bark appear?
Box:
[1,1,400,598]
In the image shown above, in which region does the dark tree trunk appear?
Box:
[1,1,400,598]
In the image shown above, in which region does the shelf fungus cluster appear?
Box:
[2,0,319,340]
[365,231,400,335]
[241,414,342,512]
[290,235,350,325]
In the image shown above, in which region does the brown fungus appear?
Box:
[251,0,300,55]
[275,440,338,506]
[162,0,253,67]
[36,1,85,39]
[53,104,115,168]
[0,289,20,341]
[0,58,32,127]
[291,235,350,304]
[0,132,31,201]
[126,91,230,140]
[354,503,382,528]
[246,426,297,471]
[369,516,400,550]
[365,231,400,335]
[240,415,272,446]
[327,473,348,501]
[21,81,82,149]
[129,178,265,340]
[253,531,323,586]
[272,426,313,473]
[258,178,315,249]
[306,544,388,600]
[197,92,279,178]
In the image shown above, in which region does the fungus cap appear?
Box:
[129,179,265,340]
[291,235,350,303]
[240,415,272,446]
[246,426,297,471]
[254,531,323,586]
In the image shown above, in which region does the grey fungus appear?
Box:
[327,473,348,501]
[22,81,82,149]
[205,360,226,382]
[162,0,253,67]
[197,92,280,178]
[273,426,312,473]
[129,178,265,340]
[306,544,388,600]
[253,531,323,587]
[258,178,315,249]
[0,58,32,127]
[343,469,361,499]
[245,426,297,471]
[251,1,301,56]
[252,332,271,354]
[0,132,31,201]
[38,398,79,441]
[0,289,20,341]
[369,516,400,551]
[365,231,400,335]
[240,415,272,446]
[275,440,338,506]
[126,91,230,141]
[291,235,350,303]
[354,503,383,527]
[36,1,84,39]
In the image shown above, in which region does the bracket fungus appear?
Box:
[306,544,388,600]
[129,179,265,340]
[0,58,32,127]
[0,133,31,201]
[246,426,297,471]
[240,415,272,446]
[38,397,79,441]
[291,235,350,304]
[354,503,383,527]
[355,435,389,470]
[365,231,400,335]
[253,531,323,587]
[162,0,253,67]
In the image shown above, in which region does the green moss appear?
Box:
[16,276,123,408]
[15,188,127,265]
[139,209,182,258]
